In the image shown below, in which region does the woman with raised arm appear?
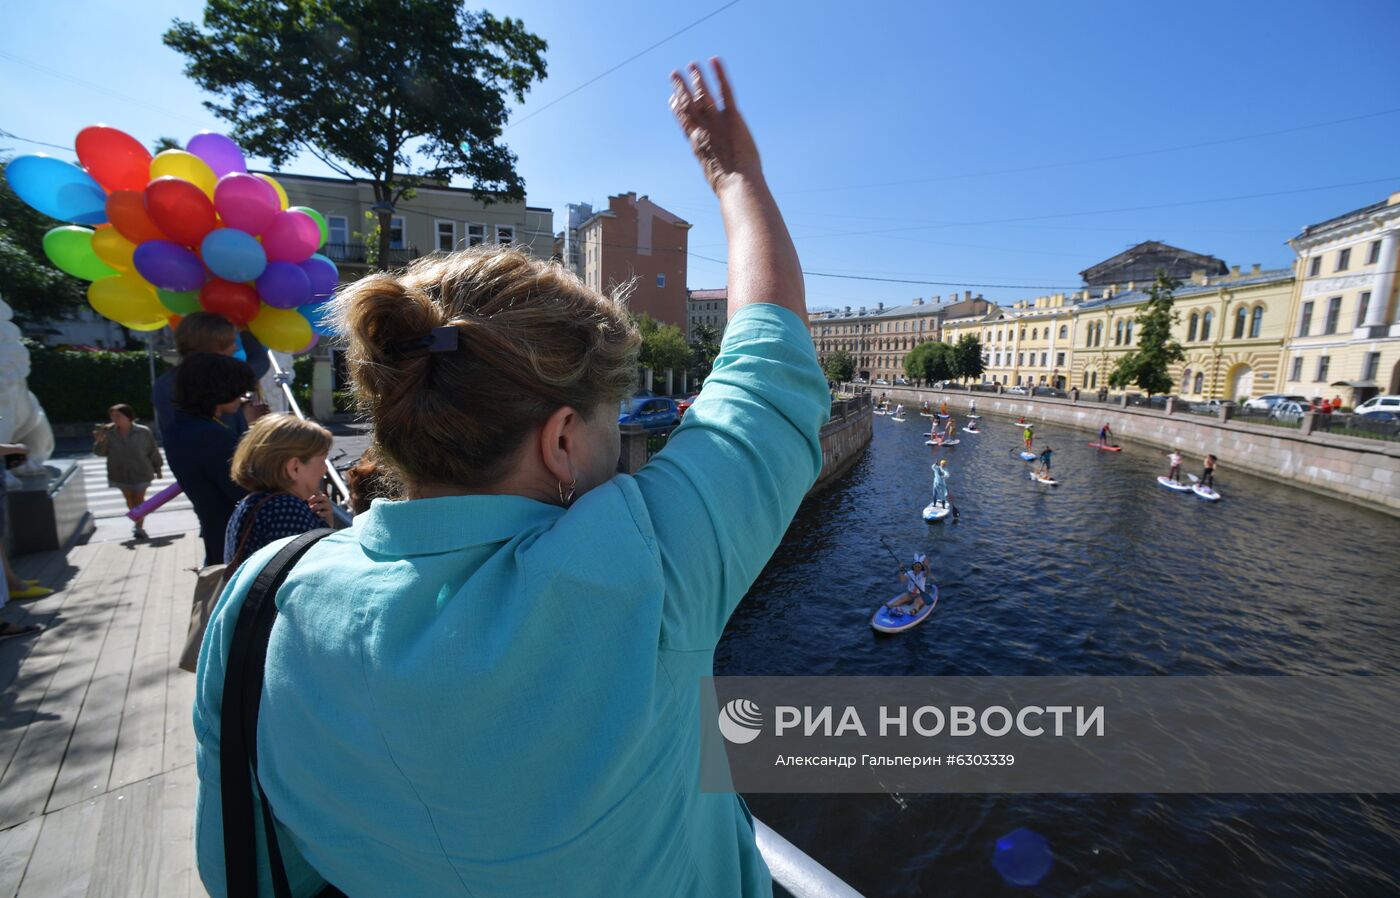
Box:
[192,59,825,897]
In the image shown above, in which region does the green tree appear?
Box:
[0,156,86,323]
[905,340,955,385]
[688,323,721,384]
[153,136,183,153]
[646,323,691,376]
[953,333,984,382]
[165,0,548,267]
[823,349,855,384]
[1108,272,1186,396]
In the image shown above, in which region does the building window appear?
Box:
[1059,325,1068,339]
[1335,248,1350,272]
[389,216,405,249]
[1091,371,1097,388]
[1363,351,1381,382]
[1308,256,1321,277]
[1083,372,1089,388]
[1187,313,1199,341]
[657,274,666,288]
[1316,355,1330,382]
[1368,240,1382,265]
[1250,306,1263,338]
[1356,291,1371,328]
[1298,301,1313,336]
[1017,352,1023,366]
[496,225,514,245]
[435,220,456,252]
[1056,351,1065,367]
[1193,372,1204,394]
[1234,307,1247,339]
[1289,356,1303,382]
[1125,320,1133,343]
[1200,310,1213,341]
[1115,321,1124,345]
[327,215,349,247]
[1040,352,1047,367]
[1020,328,1026,339]
[1031,328,1038,340]
[1322,296,1342,334]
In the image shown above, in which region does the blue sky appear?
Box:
[4,0,1400,309]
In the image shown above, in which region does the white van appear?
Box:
[1354,395,1400,416]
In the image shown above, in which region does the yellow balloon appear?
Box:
[249,303,313,353]
[88,273,166,324]
[149,149,218,199]
[254,173,289,210]
[121,316,172,332]
[91,226,136,271]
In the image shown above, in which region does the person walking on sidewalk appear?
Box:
[93,403,163,540]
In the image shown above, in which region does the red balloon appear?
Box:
[199,278,261,326]
[75,125,153,193]
[144,177,217,248]
[106,190,166,244]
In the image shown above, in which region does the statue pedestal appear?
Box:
[4,460,94,556]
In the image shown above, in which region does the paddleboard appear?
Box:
[936,413,950,419]
[1157,476,1192,491]
[926,439,960,446]
[922,500,953,522]
[874,410,887,416]
[871,586,939,633]
[919,412,935,418]
[1018,451,1037,461]
[967,414,981,419]
[890,416,907,422]
[1192,484,1221,501]
[965,427,980,434]
[1089,442,1122,452]
[1029,471,1059,486]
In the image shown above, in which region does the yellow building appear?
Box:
[1281,191,1400,404]
[947,294,1082,388]
[1071,266,1294,399]
[810,294,990,383]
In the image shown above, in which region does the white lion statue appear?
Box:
[0,298,55,468]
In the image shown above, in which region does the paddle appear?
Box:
[877,537,931,615]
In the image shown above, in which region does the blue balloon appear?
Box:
[233,333,247,361]
[302,299,335,336]
[5,155,108,224]
[133,240,207,292]
[993,828,1052,887]
[201,227,267,283]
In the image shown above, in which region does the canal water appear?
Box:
[717,410,1400,897]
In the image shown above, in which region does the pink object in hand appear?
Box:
[126,483,183,520]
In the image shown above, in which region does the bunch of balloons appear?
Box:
[5,126,339,353]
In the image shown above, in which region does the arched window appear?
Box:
[1125,320,1134,343]
[1193,371,1205,394]
[1031,328,1038,340]
[1059,325,1068,339]
[1188,312,1199,341]
[1083,371,1089,388]
[1201,310,1213,341]
[1250,306,1263,338]
[1115,321,1124,345]
[1091,370,1098,388]
[1234,307,1247,339]
[1182,367,1192,392]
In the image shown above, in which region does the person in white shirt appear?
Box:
[885,553,931,616]
[1167,450,1183,484]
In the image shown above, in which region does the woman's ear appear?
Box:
[284,456,301,485]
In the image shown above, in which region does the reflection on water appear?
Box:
[717,412,1400,896]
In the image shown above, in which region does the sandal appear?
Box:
[0,621,42,641]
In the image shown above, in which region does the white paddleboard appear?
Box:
[1157,476,1192,492]
[967,414,981,419]
[922,500,953,521]
[1029,471,1059,486]
[890,416,907,422]
[965,427,980,434]
[1018,451,1037,461]
[871,586,939,633]
[919,412,935,418]
[1192,484,1221,501]
[926,439,960,446]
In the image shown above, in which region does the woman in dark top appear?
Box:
[164,352,256,565]
[223,413,335,572]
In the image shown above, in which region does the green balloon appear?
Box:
[290,205,329,248]
[157,288,203,315]
[42,226,117,282]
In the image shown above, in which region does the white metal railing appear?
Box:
[266,352,354,526]
[754,817,865,898]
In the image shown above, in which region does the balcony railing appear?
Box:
[321,241,421,268]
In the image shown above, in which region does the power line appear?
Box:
[0,50,209,127]
[784,106,1400,195]
[0,128,74,152]
[504,0,743,132]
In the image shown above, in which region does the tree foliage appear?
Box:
[953,333,984,382]
[905,341,956,385]
[823,349,855,384]
[0,157,86,323]
[164,0,548,266]
[631,312,689,374]
[1108,272,1185,396]
[688,323,721,383]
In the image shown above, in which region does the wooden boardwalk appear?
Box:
[1,533,207,897]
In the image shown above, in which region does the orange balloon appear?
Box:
[106,190,166,244]
[92,225,136,270]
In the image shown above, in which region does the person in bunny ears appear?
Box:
[884,553,932,616]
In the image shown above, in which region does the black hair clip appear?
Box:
[390,324,459,356]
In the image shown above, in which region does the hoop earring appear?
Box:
[558,477,577,507]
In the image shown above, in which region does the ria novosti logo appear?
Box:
[718,698,764,744]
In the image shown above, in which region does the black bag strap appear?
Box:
[221,528,334,898]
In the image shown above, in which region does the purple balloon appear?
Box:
[256,261,312,308]
[298,253,339,300]
[262,210,321,263]
[187,132,247,178]
[133,240,206,292]
[214,173,279,235]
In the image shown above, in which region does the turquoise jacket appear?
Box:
[193,304,829,897]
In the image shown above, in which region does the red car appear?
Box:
[676,393,700,418]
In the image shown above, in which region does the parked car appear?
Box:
[1353,410,1400,434]
[619,396,680,431]
[874,378,889,385]
[1243,393,1308,411]
[676,392,700,417]
[1271,400,1308,422]
[1006,386,1029,395]
[1354,395,1400,416]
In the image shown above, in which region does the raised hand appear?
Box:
[669,58,761,195]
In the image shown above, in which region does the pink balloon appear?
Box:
[262,210,321,263]
[187,132,247,178]
[213,173,279,235]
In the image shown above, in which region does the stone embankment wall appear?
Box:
[861,385,1400,517]
[811,393,873,494]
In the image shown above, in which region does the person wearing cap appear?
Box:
[1023,423,1034,449]
[884,553,931,616]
